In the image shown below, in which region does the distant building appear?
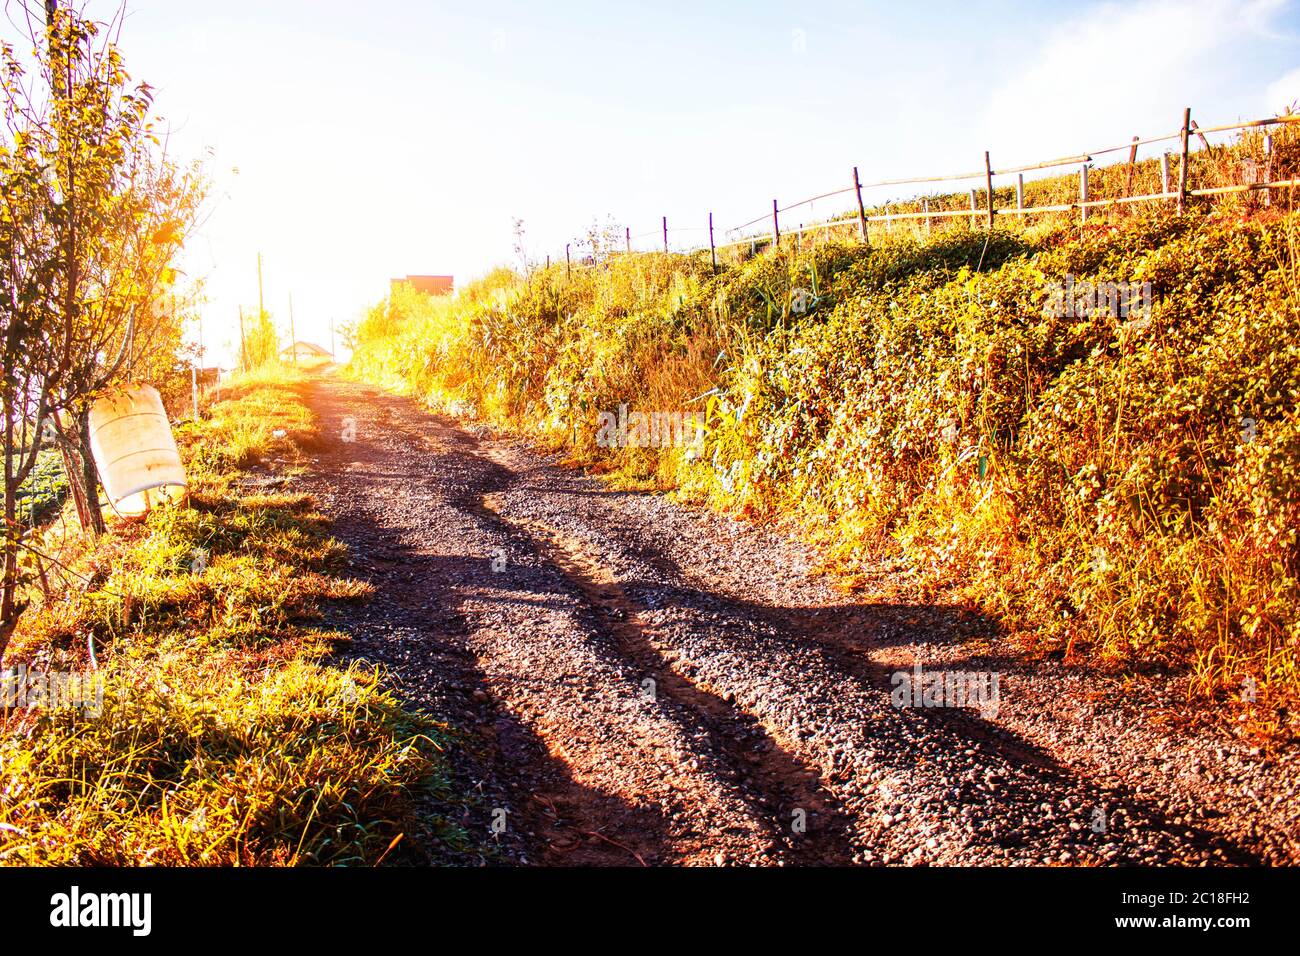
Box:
[392,274,454,297]
[280,341,332,361]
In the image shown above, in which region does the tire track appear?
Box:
[479,490,860,865]
[296,370,1288,866]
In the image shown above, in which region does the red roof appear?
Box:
[393,275,454,296]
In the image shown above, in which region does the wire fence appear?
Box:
[544,107,1300,272]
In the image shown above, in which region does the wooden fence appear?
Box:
[545,107,1300,273]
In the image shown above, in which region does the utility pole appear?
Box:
[238,306,248,370]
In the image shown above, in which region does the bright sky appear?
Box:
[45,0,1300,363]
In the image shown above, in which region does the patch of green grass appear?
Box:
[1,363,472,865]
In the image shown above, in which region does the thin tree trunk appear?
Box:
[53,412,92,532]
[59,442,93,531]
[0,484,22,662]
[77,407,104,535]
[51,409,102,536]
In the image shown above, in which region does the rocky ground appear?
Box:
[290,370,1299,866]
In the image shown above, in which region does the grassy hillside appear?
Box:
[0,366,465,865]
[349,192,1300,725]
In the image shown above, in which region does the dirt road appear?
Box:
[291,371,1299,866]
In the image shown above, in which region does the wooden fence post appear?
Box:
[1016,174,1024,210]
[626,226,631,253]
[1079,162,1089,226]
[984,151,994,229]
[1160,152,1171,199]
[709,212,717,273]
[853,165,868,244]
[772,199,781,248]
[968,189,977,227]
[565,243,571,276]
[1124,135,1139,198]
[663,216,668,254]
[1177,107,1191,215]
[1265,134,1274,208]
[923,197,931,235]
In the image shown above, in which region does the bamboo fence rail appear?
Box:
[545,109,1300,268]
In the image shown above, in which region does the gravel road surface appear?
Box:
[291,371,1299,866]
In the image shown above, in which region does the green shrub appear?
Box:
[350,168,1300,715]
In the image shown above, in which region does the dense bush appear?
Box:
[350,197,1300,710]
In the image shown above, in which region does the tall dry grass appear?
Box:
[349,129,1300,729]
